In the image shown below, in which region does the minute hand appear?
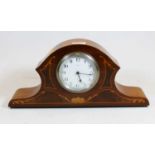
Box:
[79,73,93,76]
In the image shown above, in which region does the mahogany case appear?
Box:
[9,39,149,108]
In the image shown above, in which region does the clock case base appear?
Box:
[9,84,149,108]
[9,39,149,108]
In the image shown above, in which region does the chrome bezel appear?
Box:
[56,52,100,93]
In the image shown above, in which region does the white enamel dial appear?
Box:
[57,52,100,93]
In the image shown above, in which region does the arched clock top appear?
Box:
[37,39,120,70]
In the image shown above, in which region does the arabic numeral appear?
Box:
[64,77,68,81]
[64,64,68,68]
[76,57,80,62]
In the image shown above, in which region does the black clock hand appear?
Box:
[79,72,93,76]
[76,71,82,82]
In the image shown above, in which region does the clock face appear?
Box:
[56,52,100,93]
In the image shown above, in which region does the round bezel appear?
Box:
[56,52,100,93]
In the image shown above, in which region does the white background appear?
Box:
[0,31,154,123]
[0,0,155,155]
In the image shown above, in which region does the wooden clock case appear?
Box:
[9,39,149,108]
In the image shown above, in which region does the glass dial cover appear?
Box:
[56,52,100,93]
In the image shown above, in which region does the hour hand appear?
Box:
[76,71,82,82]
